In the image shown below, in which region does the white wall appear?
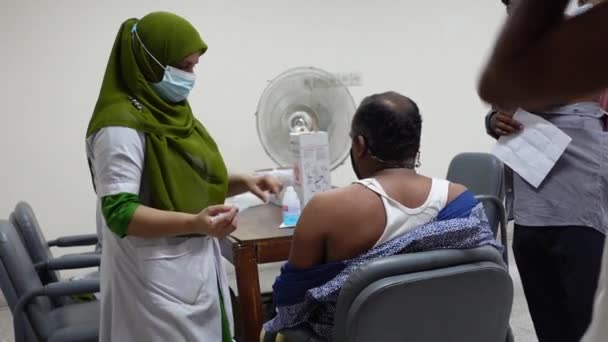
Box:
[0,0,506,254]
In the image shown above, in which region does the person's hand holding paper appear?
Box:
[491,109,572,188]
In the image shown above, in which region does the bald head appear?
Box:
[372,91,417,114]
[351,91,422,165]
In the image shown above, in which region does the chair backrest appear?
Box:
[10,201,60,284]
[0,220,55,341]
[333,246,513,342]
[446,152,505,235]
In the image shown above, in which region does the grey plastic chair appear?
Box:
[0,220,99,342]
[279,246,513,342]
[446,152,509,264]
[10,201,99,286]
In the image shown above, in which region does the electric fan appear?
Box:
[255,66,356,171]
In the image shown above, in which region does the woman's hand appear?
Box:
[228,173,284,201]
[243,174,283,202]
[191,205,238,238]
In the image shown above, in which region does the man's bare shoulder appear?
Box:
[303,184,378,217]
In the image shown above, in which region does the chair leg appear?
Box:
[506,325,515,342]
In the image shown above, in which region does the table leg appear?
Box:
[234,243,263,342]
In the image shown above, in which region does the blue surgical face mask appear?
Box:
[150,66,196,103]
[132,24,196,103]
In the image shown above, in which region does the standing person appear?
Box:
[484,4,606,342]
[86,12,281,341]
[479,1,608,341]
[486,101,607,342]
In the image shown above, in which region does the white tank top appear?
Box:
[355,178,450,248]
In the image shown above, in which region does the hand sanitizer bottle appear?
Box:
[282,186,301,227]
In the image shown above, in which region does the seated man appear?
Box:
[262,91,501,341]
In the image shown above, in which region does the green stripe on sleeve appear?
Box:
[101,193,140,237]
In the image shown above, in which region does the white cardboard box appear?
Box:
[289,131,332,206]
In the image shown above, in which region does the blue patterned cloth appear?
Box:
[263,201,501,340]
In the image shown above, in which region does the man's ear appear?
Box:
[354,135,367,158]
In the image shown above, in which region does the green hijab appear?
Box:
[87,12,228,214]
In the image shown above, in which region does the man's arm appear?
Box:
[479,1,608,109]
[288,195,330,269]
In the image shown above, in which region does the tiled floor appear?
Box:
[0,235,537,342]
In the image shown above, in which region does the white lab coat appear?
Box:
[87,127,234,341]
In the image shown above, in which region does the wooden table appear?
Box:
[220,204,294,342]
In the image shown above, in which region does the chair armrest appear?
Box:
[13,279,100,342]
[47,234,98,247]
[44,279,100,298]
[34,254,101,271]
[475,195,509,266]
[66,250,100,256]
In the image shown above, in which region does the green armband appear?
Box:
[101,193,141,238]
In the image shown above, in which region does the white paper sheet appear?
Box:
[224,192,266,211]
[491,109,572,188]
